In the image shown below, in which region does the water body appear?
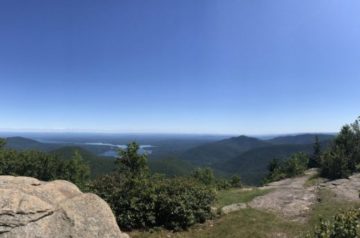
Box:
[100,144,154,157]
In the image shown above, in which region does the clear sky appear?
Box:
[0,0,359,134]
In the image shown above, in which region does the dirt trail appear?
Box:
[248,169,318,222]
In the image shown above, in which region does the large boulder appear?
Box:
[0,176,129,238]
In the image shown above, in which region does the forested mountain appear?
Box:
[148,158,194,177]
[2,133,336,185]
[4,137,61,151]
[50,146,116,178]
[267,133,335,145]
[215,144,315,184]
[180,136,270,165]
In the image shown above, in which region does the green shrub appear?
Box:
[320,117,360,180]
[155,177,215,230]
[308,209,360,238]
[191,167,215,186]
[0,141,90,188]
[229,175,242,188]
[89,142,216,231]
[265,152,309,183]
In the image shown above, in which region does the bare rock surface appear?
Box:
[221,203,247,214]
[319,173,360,201]
[0,176,129,238]
[248,169,318,222]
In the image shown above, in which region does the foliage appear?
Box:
[229,175,242,188]
[62,150,90,189]
[51,146,115,178]
[0,138,6,149]
[116,142,149,177]
[320,117,360,179]
[308,209,360,238]
[265,152,309,183]
[214,178,231,190]
[308,136,321,168]
[155,177,215,230]
[192,167,215,186]
[0,140,90,188]
[89,142,216,231]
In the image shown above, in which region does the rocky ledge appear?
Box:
[0,176,129,238]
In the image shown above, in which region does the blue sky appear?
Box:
[0,0,359,134]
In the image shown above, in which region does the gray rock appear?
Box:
[0,176,129,238]
[248,169,318,222]
[320,174,360,201]
[221,203,247,214]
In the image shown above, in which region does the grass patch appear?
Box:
[129,188,360,238]
[308,189,360,225]
[304,173,326,187]
[129,208,304,238]
[216,188,272,208]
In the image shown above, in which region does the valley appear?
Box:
[0,132,335,184]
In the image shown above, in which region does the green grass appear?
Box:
[308,189,360,225]
[128,188,360,238]
[216,188,272,207]
[304,173,326,188]
[129,208,304,238]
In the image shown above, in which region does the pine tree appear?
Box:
[0,138,6,149]
[308,135,321,168]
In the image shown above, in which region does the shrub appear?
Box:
[320,117,360,179]
[229,175,242,188]
[191,167,215,186]
[0,141,90,188]
[155,177,216,230]
[308,209,360,238]
[265,152,309,183]
[89,142,216,231]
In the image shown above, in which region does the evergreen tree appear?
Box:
[191,167,215,186]
[0,138,6,149]
[115,142,149,178]
[65,150,90,188]
[308,135,321,168]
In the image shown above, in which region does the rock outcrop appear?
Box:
[0,176,129,238]
[320,173,360,201]
[221,203,247,214]
[248,169,318,222]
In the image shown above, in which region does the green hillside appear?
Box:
[267,133,335,145]
[180,136,270,165]
[148,157,194,177]
[5,137,61,151]
[50,146,116,178]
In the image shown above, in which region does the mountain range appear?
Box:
[1,133,336,184]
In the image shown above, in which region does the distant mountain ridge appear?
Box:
[267,133,335,145]
[2,133,336,185]
[180,135,270,165]
[4,137,61,151]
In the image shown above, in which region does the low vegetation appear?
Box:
[0,139,90,189]
[88,142,216,231]
[1,116,360,237]
[264,152,309,183]
[216,188,271,207]
[319,117,360,180]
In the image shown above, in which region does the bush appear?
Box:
[155,178,215,230]
[265,152,309,183]
[320,117,360,180]
[191,167,215,186]
[0,141,90,188]
[89,142,216,231]
[308,209,360,238]
[229,175,242,188]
